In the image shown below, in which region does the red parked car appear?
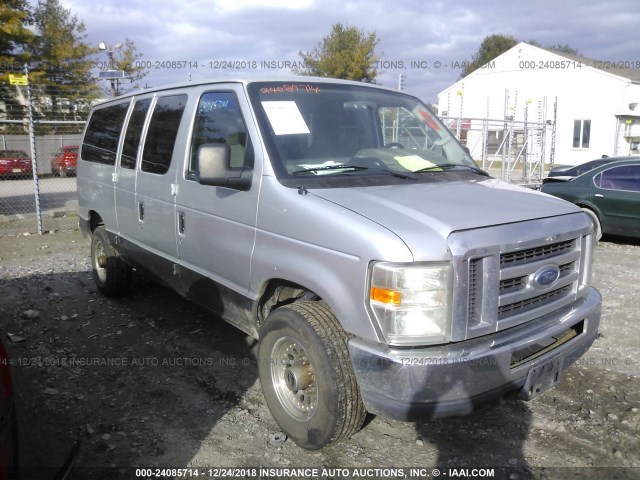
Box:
[0,150,33,179]
[0,338,18,479]
[50,146,78,177]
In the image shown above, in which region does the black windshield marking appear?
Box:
[414,164,490,176]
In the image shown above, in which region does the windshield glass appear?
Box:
[248,81,477,181]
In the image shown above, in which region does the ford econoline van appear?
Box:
[77,77,601,450]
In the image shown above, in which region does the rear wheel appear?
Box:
[91,226,132,297]
[581,208,602,242]
[258,301,366,450]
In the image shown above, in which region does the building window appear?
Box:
[573,119,591,149]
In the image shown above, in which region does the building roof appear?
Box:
[540,46,640,83]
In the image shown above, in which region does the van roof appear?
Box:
[94,76,402,105]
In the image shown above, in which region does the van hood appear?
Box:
[310,178,580,260]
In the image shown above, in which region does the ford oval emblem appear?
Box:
[532,265,561,288]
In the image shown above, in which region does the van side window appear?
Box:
[141,94,187,175]
[82,102,129,165]
[121,98,152,169]
[188,92,249,178]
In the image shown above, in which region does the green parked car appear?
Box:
[541,159,640,240]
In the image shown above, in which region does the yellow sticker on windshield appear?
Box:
[394,155,436,171]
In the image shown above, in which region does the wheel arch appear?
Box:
[575,202,603,239]
[255,279,321,333]
[88,211,104,233]
[575,201,601,217]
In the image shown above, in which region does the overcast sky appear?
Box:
[56,0,640,103]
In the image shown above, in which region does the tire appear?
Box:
[60,165,68,177]
[91,226,132,297]
[581,208,602,242]
[258,301,366,450]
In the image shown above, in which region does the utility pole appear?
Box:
[98,41,125,97]
[398,73,406,91]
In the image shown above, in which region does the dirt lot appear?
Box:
[0,229,639,480]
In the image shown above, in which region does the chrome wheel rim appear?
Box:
[270,336,317,421]
[93,238,107,284]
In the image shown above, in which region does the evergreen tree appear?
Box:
[0,0,33,62]
[0,0,34,121]
[30,0,100,120]
[460,34,517,78]
[297,24,381,82]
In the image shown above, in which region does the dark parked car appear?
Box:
[0,150,33,179]
[544,156,640,183]
[0,338,18,479]
[50,146,79,177]
[540,159,640,240]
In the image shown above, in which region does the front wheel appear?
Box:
[91,226,132,297]
[258,301,366,450]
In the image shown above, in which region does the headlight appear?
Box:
[369,262,453,346]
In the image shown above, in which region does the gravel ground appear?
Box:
[0,229,638,480]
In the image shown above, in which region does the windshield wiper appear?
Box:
[414,164,490,176]
[291,164,367,175]
[291,164,418,180]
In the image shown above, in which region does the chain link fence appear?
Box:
[0,122,84,235]
[1,65,89,236]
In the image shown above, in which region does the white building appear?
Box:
[437,42,640,166]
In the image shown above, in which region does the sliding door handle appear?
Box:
[178,212,185,234]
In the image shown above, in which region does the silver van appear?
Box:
[77,77,601,450]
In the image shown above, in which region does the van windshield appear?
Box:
[248,81,479,183]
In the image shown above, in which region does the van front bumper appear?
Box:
[348,287,601,421]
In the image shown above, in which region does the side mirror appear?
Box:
[196,143,252,191]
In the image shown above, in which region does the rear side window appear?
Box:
[141,94,187,175]
[121,98,152,169]
[82,103,129,165]
[596,165,640,192]
[188,92,250,178]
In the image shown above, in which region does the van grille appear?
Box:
[462,235,584,340]
[498,285,572,319]
[500,239,575,267]
[468,258,482,324]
